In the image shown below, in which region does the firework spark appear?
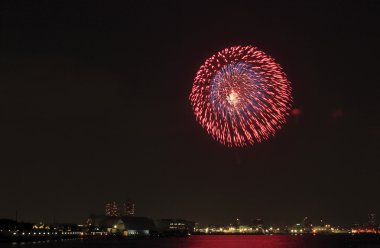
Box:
[189,45,292,147]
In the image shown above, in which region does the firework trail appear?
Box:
[189,45,292,147]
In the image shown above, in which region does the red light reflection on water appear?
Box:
[184,235,309,248]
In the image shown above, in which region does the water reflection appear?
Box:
[5,234,353,248]
[185,235,308,248]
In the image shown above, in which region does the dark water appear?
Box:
[3,235,380,248]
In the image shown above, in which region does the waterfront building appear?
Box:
[90,216,156,236]
[155,219,195,235]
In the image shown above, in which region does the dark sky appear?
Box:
[0,0,379,226]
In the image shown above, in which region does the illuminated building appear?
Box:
[155,219,195,235]
[351,213,378,234]
[90,216,155,236]
[105,201,119,217]
[311,224,331,234]
[195,224,280,234]
[368,213,376,227]
[291,223,304,234]
[235,218,241,228]
[123,200,135,217]
[351,226,378,234]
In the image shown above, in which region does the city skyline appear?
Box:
[1,202,377,229]
[0,0,379,227]
[1,207,377,231]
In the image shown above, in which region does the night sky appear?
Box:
[0,0,379,226]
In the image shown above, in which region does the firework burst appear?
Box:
[189,45,292,147]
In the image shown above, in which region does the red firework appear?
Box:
[189,45,292,147]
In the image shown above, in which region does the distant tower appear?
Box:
[234,218,241,228]
[368,213,376,227]
[105,201,119,217]
[123,200,135,216]
[319,219,325,227]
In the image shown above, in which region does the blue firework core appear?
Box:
[210,62,262,118]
